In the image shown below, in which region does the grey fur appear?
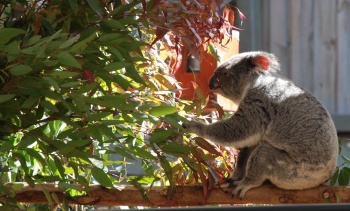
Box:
[183,51,338,199]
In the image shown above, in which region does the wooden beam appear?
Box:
[1,183,350,206]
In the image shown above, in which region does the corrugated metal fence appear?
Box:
[237,0,350,116]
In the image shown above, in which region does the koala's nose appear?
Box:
[209,74,220,90]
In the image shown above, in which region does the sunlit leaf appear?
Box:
[149,106,177,116]
[208,42,220,62]
[91,167,114,188]
[149,129,174,143]
[193,137,223,157]
[161,143,194,156]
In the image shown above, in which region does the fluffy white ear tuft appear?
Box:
[252,56,270,71]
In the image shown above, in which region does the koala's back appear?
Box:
[242,74,338,189]
[246,73,338,178]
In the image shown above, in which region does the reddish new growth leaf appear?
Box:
[141,0,147,14]
[83,70,94,84]
[150,27,169,47]
[145,0,245,62]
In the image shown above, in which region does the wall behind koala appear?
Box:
[234,0,350,119]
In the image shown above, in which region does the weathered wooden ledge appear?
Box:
[1,183,350,206]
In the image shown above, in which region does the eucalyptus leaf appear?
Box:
[149,106,177,117]
[9,65,33,76]
[91,167,114,188]
[0,94,16,103]
[57,52,81,69]
[0,28,26,44]
[149,129,174,143]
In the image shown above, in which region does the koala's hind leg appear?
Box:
[232,141,290,199]
[229,146,256,182]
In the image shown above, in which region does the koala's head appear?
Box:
[209,51,280,102]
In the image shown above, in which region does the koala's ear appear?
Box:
[252,56,270,71]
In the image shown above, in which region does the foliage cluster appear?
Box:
[0,0,240,209]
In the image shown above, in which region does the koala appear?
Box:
[183,51,338,199]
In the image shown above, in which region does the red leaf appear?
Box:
[150,0,162,9]
[196,163,208,200]
[193,137,223,157]
[223,7,235,25]
[141,0,146,14]
[232,6,246,25]
[83,70,94,84]
[150,27,169,46]
[33,13,43,35]
[209,100,224,119]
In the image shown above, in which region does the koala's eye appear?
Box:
[223,71,229,76]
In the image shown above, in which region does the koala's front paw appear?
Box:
[182,120,202,134]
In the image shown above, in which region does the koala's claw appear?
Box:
[231,186,244,199]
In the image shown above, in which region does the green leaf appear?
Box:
[0,141,14,152]
[101,20,124,29]
[68,0,78,14]
[12,152,29,174]
[86,0,103,16]
[109,1,139,17]
[60,81,81,88]
[130,146,157,160]
[43,76,60,90]
[88,124,102,142]
[159,155,175,199]
[113,74,130,90]
[161,114,183,129]
[53,155,66,179]
[341,154,350,164]
[142,159,155,175]
[208,42,220,62]
[338,168,350,186]
[91,167,114,188]
[125,66,145,85]
[149,106,177,117]
[128,178,152,204]
[40,100,59,113]
[9,64,33,76]
[71,31,96,53]
[57,52,81,69]
[24,35,42,47]
[0,94,16,103]
[59,36,79,49]
[104,62,130,71]
[49,71,80,79]
[21,95,40,109]
[149,129,174,143]
[113,147,134,160]
[0,28,26,44]
[42,187,53,205]
[51,192,60,205]
[25,175,35,188]
[26,149,47,167]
